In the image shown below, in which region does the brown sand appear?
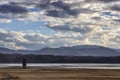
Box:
[0,67,120,80]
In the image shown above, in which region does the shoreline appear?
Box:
[0,67,120,80]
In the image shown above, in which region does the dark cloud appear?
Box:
[85,0,120,3]
[8,2,17,5]
[0,4,28,14]
[98,0,120,2]
[46,10,67,17]
[46,9,80,17]
[79,8,96,14]
[110,5,120,11]
[50,1,80,15]
[114,19,120,22]
[51,1,70,11]
[37,0,50,9]
[37,0,80,17]
[39,0,95,18]
[85,0,97,2]
[38,4,49,9]
[47,24,91,34]
[65,9,80,16]
[91,17,101,20]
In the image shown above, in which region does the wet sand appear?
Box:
[0,67,120,80]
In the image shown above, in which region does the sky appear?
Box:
[0,0,120,50]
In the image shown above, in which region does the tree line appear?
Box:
[0,53,120,63]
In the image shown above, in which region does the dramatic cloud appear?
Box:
[98,0,120,2]
[110,5,120,11]
[85,0,120,3]
[0,4,27,14]
[46,23,92,34]
[37,0,80,17]
[0,0,120,49]
[0,28,85,50]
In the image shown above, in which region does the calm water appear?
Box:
[0,63,120,69]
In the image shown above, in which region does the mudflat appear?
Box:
[0,67,120,80]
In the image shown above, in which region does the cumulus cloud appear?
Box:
[0,0,120,49]
[0,29,45,49]
[0,28,85,50]
[46,23,92,34]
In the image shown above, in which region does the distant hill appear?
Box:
[0,47,16,54]
[116,49,120,52]
[36,45,120,56]
[0,45,120,56]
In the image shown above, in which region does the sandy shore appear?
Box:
[0,67,120,80]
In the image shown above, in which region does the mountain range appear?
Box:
[0,45,120,56]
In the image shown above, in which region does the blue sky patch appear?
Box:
[0,20,55,35]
